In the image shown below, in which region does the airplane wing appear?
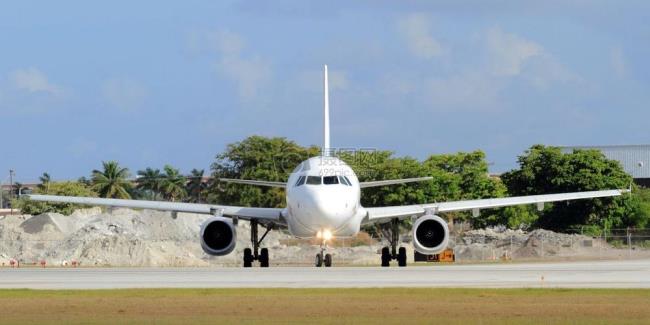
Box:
[359,177,433,188]
[27,194,284,222]
[363,189,628,223]
[219,178,286,188]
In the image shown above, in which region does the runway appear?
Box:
[1,259,649,289]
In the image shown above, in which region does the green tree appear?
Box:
[186,168,207,203]
[12,182,26,197]
[501,145,637,230]
[136,167,163,200]
[207,136,319,207]
[160,165,187,201]
[91,161,132,199]
[15,182,98,215]
[38,172,51,192]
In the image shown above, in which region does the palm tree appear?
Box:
[38,172,51,192]
[91,161,132,199]
[186,169,207,203]
[13,182,25,198]
[160,165,187,201]
[136,167,163,200]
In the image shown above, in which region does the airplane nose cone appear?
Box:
[303,194,350,228]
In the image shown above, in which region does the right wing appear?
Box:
[219,178,286,188]
[364,189,628,223]
[27,194,284,222]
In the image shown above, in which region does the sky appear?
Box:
[1,0,649,183]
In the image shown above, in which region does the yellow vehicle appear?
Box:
[414,249,455,263]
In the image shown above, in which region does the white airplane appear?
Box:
[29,65,627,268]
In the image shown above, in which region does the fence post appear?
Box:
[627,227,632,258]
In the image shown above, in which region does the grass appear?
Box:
[0,288,649,324]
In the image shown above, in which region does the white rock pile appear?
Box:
[0,209,636,267]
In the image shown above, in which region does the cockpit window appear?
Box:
[306,176,321,185]
[343,176,352,186]
[323,176,339,185]
[295,176,306,187]
[338,176,350,186]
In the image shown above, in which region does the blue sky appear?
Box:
[1,1,649,182]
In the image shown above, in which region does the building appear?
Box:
[559,145,650,187]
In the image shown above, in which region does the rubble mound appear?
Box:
[0,210,641,266]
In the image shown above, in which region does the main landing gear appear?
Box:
[381,218,407,267]
[243,219,273,268]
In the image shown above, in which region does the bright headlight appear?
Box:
[323,229,333,241]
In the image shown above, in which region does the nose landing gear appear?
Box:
[315,239,333,267]
[243,219,273,268]
[381,218,408,267]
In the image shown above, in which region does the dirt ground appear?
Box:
[0,288,649,324]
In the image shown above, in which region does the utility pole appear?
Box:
[9,170,14,214]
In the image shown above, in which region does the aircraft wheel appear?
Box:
[315,253,323,267]
[324,254,332,267]
[398,247,407,267]
[243,248,253,268]
[260,248,269,268]
[381,247,390,267]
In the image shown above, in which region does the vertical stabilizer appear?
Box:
[323,64,331,157]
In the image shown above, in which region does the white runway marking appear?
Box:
[1,259,649,289]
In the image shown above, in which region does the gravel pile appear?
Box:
[0,209,636,267]
[0,208,383,267]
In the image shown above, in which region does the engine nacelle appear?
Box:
[412,214,449,255]
[200,216,237,256]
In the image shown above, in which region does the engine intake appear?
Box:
[412,214,449,255]
[200,217,236,256]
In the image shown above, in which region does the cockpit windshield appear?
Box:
[323,176,339,185]
[306,176,321,185]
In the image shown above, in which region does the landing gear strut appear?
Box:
[381,218,407,267]
[315,238,332,267]
[244,219,273,268]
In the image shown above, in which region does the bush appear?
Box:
[14,182,97,215]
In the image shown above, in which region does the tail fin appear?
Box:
[323,64,331,157]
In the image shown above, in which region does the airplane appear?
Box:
[28,65,628,268]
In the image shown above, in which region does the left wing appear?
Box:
[364,189,628,223]
[27,194,284,222]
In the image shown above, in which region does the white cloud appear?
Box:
[210,30,271,101]
[398,14,444,59]
[485,27,543,76]
[10,67,62,95]
[610,47,626,78]
[102,78,147,111]
[485,27,578,89]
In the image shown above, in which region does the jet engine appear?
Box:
[412,214,449,255]
[200,216,237,256]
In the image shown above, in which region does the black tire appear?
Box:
[381,247,390,267]
[243,248,253,268]
[324,254,332,267]
[260,248,269,268]
[398,247,407,267]
[315,253,323,267]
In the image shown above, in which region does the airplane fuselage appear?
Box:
[285,156,366,238]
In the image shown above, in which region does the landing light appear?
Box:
[316,229,334,241]
[323,229,333,241]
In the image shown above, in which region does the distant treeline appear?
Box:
[15,136,650,233]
